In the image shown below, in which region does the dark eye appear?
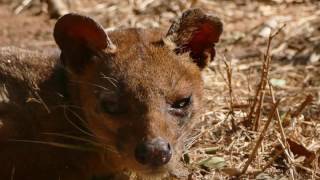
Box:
[171,96,192,109]
[98,92,122,115]
[100,99,121,114]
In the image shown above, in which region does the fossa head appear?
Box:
[53,8,222,177]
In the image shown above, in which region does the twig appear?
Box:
[253,147,285,177]
[14,0,33,14]
[222,57,237,131]
[45,0,69,18]
[241,100,280,175]
[268,82,287,149]
[312,152,319,180]
[291,95,313,118]
[268,81,297,179]
[277,138,297,179]
[295,164,320,179]
[246,25,285,129]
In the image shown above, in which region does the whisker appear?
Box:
[70,80,113,93]
[61,105,111,142]
[62,106,93,136]
[53,104,83,110]
[10,165,15,180]
[100,73,118,88]
[42,132,100,146]
[62,105,89,126]
[42,132,117,153]
[7,139,100,152]
[52,104,90,128]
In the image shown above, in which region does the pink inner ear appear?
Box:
[188,23,220,55]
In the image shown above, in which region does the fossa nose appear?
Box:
[134,137,172,167]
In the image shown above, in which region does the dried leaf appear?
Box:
[204,147,219,154]
[182,153,190,164]
[287,138,316,165]
[198,156,226,170]
[221,167,241,176]
[270,78,286,87]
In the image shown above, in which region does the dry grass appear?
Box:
[2,0,320,179]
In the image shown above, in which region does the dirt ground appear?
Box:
[0,0,319,179]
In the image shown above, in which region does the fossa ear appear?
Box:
[165,8,223,69]
[54,13,116,73]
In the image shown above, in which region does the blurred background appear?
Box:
[0,0,319,179]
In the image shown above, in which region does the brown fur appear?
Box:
[0,9,222,180]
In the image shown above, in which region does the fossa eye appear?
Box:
[169,96,192,118]
[169,96,192,117]
[98,92,122,115]
[100,98,121,114]
[171,96,192,109]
